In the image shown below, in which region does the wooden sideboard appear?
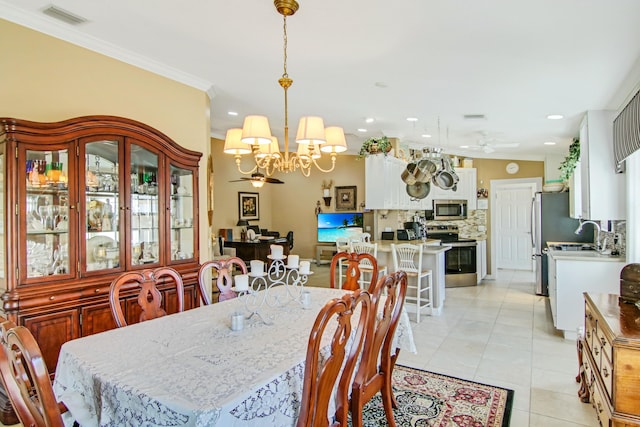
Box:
[578,293,640,426]
[224,239,290,263]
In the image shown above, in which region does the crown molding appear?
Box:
[0,1,213,92]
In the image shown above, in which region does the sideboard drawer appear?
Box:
[591,377,612,427]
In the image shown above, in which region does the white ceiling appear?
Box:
[3,0,640,160]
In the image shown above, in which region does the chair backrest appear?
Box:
[391,243,423,274]
[360,232,372,242]
[329,251,379,291]
[287,230,294,250]
[351,241,378,269]
[0,317,65,427]
[198,257,248,304]
[109,267,184,328]
[296,289,371,427]
[352,271,408,402]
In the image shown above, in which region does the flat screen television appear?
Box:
[317,212,364,243]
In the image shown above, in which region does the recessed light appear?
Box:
[406,117,418,122]
[421,134,432,138]
[460,145,469,149]
[546,114,564,120]
[544,141,556,145]
[357,128,367,132]
[365,118,375,124]
[228,111,238,116]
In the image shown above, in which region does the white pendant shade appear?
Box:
[257,137,281,158]
[320,126,348,153]
[297,142,321,159]
[295,116,325,145]
[241,115,272,145]
[223,128,252,154]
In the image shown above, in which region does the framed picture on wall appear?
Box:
[335,186,357,211]
[238,192,260,221]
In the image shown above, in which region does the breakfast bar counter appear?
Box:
[376,240,451,316]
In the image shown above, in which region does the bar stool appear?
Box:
[391,243,432,322]
[335,238,351,288]
[351,241,387,290]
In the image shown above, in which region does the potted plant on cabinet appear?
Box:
[559,137,580,182]
[358,136,393,158]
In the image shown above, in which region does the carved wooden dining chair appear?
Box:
[296,289,371,427]
[0,317,67,427]
[351,271,408,427]
[330,251,379,291]
[109,267,184,328]
[198,257,248,305]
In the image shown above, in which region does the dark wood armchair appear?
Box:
[0,317,67,427]
[109,267,184,328]
[297,289,371,427]
[197,257,248,305]
[329,251,379,291]
[351,271,408,427]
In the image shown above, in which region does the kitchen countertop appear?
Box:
[547,241,625,262]
[376,239,451,254]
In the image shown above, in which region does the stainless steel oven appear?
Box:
[426,225,477,287]
[433,199,468,220]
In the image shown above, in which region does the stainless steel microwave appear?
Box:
[433,199,468,220]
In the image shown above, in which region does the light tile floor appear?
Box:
[1,265,599,427]
[310,264,599,427]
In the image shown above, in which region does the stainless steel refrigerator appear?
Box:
[531,192,592,295]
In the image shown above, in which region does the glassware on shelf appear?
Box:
[132,244,142,265]
[38,205,49,230]
[48,205,58,230]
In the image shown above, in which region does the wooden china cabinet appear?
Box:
[0,116,202,377]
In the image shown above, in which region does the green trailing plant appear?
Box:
[357,136,392,158]
[559,138,580,181]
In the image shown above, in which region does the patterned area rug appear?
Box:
[352,365,513,427]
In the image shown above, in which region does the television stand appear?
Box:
[316,243,337,265]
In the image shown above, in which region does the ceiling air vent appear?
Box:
[463,114,486,120]
[42,5,87,25]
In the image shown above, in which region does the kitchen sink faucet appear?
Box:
[574,219,607,253]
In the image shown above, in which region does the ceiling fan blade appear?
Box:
[493,143,520,148]
[264,177,284,184]
[228,177,284,184]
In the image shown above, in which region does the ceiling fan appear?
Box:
[463,132,519,153]
[229,172,284,187]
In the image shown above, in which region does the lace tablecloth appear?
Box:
[53,286,416,427]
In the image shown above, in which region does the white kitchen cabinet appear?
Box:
[365,157,476,210]
[476,239,487,284]
[547,250,625,339]
[568,161,582,219]
[579,111,625,220]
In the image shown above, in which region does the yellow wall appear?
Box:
[472,158,545,273]
[1,19,211,260]
[211,137,365,259]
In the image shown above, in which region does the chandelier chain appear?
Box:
[282,15,288,79]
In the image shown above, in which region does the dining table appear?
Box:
[53,285,416,427]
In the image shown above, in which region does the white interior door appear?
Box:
[495,182,537,270]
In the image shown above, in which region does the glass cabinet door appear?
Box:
[130,144,160,267]
[24,147,71,279]
[84,141,121,272]
[169,164,194,261]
